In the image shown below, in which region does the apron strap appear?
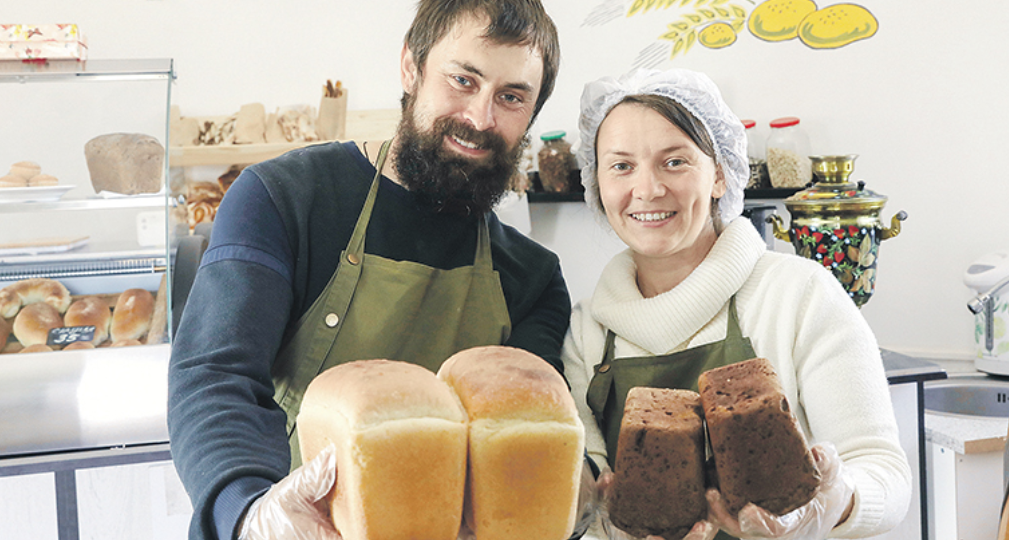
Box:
[345,140,391,257]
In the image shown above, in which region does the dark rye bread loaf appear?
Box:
[698,358,821,515]
[609,387,706,540]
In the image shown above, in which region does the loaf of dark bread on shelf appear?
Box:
[298,359,468,540]
[437,346,585,540]
[84,133,164,195]
[609,387,707,540]
[698,358,821,516]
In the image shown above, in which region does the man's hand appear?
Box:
[238,444,342,540]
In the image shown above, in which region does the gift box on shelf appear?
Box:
[0,24,88,61]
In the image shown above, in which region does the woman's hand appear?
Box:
[238,444,342,540]
[597,471,718,540]
[707,442,855,540]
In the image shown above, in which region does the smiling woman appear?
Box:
[562,68,911,540]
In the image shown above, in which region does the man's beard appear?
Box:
[393,92,526,216]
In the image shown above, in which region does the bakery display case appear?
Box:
[0,59,178,457]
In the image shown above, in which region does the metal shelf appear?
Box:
[0,58,174,84]
[0,194,168,213]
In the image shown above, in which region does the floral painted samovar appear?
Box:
[768,155,907,307]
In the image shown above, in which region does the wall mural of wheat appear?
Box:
[583,0,878,68]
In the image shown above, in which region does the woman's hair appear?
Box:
[405,0,560,124]
[592,94,724,227]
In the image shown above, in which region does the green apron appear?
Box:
[271,141,512,468]
[586,297,754,540]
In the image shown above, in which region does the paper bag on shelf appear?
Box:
[317,91,347,141]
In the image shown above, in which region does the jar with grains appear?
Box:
[742,119,770,189]
[537,130,577,193]
[766,117,812,189]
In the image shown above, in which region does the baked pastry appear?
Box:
[698,358,821,515]
[9,161,41,180]
[0,174,28,188]
[110,339,142,347]
[28,173,58,187]
[437,346,585,540]
[64,296,112,345]
[63,341,96,350]
[298,359,468,540]
[0,316,11,347]
[13,302,63,347]
[609,387,707,540]
[0,278,72,318]
[20,343,54,354]
[84,133,165,195]
[110,288,155,342]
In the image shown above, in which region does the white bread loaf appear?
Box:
[298,359,468,540]
[437,346,585,540]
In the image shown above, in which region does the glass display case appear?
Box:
[0,59,178,458]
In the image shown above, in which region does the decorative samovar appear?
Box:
[768,155,906,307]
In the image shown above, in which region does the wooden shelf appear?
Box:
[169,141,331,167]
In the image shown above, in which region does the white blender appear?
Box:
[965,250,1009,375]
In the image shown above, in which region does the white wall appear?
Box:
[9,0,1009,360]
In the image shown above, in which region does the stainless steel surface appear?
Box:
[923,373,1009,417]
[0,344,170,457]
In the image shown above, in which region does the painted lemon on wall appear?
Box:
[748,0,818,42]
[798,4,878,48]
[699,22,737,48]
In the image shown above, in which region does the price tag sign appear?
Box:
[48,326,95,347]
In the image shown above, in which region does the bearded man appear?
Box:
[167,1,574,539]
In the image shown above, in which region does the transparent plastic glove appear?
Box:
[238,444,342,540]
[707,442,855,540]
[598,471,718,540]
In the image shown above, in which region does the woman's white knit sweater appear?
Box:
[562,218,911,538]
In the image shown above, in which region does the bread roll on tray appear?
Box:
[0,316,10,348]
[298,359,468,540]
[13,302,63,347]
[437,346,585,540]
[20,343,54,354]
[64,296,112,346]
[698,358,821,516]
[110,288,154,343]
[0,278,72,318]
[610,387,706,540]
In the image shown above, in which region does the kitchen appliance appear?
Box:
[768,154,906,307]
[964,250,1009,375]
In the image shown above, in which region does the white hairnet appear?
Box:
[577,68,748,225]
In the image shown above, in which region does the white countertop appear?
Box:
[925,411,1008,454]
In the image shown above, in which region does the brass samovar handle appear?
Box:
[766,214,791,242]
[881,210,908,240]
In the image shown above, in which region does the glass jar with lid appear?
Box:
[742,119,769,189]
[766,116,812,188]
[537,130,577,193]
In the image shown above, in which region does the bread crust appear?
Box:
[0,278,72,318]
[298,360,468,540]
[699,358,821,515]
[610,387,707,540]
[110,288,155,342]
[438,346,585,540]
[64,296,112,345]
[13,302,63,346]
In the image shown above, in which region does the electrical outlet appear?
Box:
[137,211,166,247]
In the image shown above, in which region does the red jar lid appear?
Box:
[770,116,800,128]
[741,119,756,129]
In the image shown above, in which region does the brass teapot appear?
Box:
[768,155,906,307]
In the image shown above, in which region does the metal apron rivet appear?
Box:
[598,364,610,373]
[325,313,340,327]
[347,254,360,265]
